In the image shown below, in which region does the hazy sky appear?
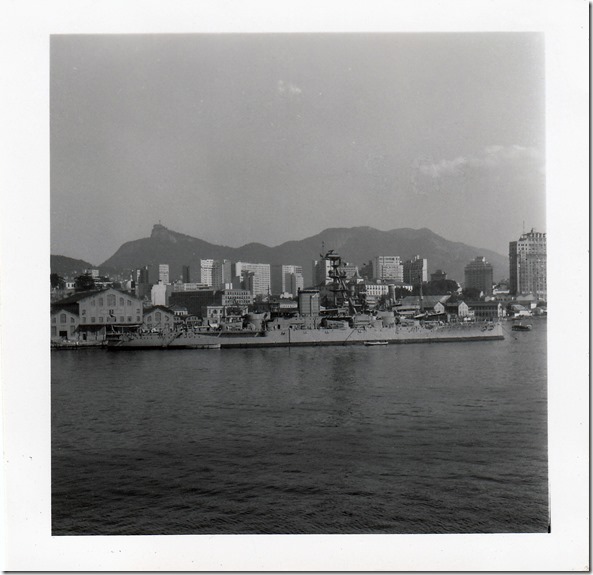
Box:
[51,33,545,264]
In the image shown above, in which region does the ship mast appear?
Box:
[322,250,359,316]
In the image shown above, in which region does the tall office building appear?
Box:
[234,262,271,297]
[135,266,152,299]
[151,283,168,306]
[146,264,158,285]
[200,259,214,287]
[287,272,304,296]
[136,266,150,285]
[272,264,304,296]
[509,229,547,298]
[283,265,303,293]
[181,265,191,283]
[212,259,233,290]
[271,265,282,294]
[312,258,332,286]
[403,256,428,285]
[372,256,403,282]
[240,270,256,296]
[158,264,170,284]
[464,256,494,296]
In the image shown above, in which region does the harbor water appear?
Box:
[51,320,547,534]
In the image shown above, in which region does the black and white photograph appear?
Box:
[50,31,549,535]
[1,0,588,571]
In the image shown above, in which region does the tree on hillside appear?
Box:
[50,273,65,290]
[424,279,460,295]
[74,273,96,291]
[393,287,412,300]
[461,287,482,301]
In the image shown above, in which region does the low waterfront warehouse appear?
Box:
[51,287,144,342]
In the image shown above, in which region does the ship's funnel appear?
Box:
[376,310,396,327]
[245,312,267,331]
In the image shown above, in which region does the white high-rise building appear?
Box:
[234,262,271,297]
[151,283,167,306]
[158,264,170,284]
[312,258,333,286]
[281,265,304,296]
[200,259,214,287]
[372,256,403,282]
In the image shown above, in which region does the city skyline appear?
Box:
[51,33,545,265]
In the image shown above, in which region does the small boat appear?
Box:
[364,341,389,346]
[512,323,532,332]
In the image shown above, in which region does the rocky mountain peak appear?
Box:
[151,224,178,243]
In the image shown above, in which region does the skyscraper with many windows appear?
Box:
[233,262,271,297]
[403,255,428,285]
[158,264,169,284]
[464,256,493,296]
[212,259,233,290]
[372,256,403,282]
[509,229,547,298]
[271,265,304,296]
[200,259,214,286]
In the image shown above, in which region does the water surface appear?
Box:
[52,321,547,534]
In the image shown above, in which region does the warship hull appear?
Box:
[107,322,503,350]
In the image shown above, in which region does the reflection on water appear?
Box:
[52,321,547,534]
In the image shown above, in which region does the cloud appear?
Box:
[277,79,302,95]
[417,145,543,178]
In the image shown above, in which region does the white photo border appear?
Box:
[0,0,588,570]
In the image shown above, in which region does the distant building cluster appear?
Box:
[50,228,547,344]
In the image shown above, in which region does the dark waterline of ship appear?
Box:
[51,320,547,535]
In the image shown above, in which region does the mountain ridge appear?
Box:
[88,224,509,286]
[50,255,95,276]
